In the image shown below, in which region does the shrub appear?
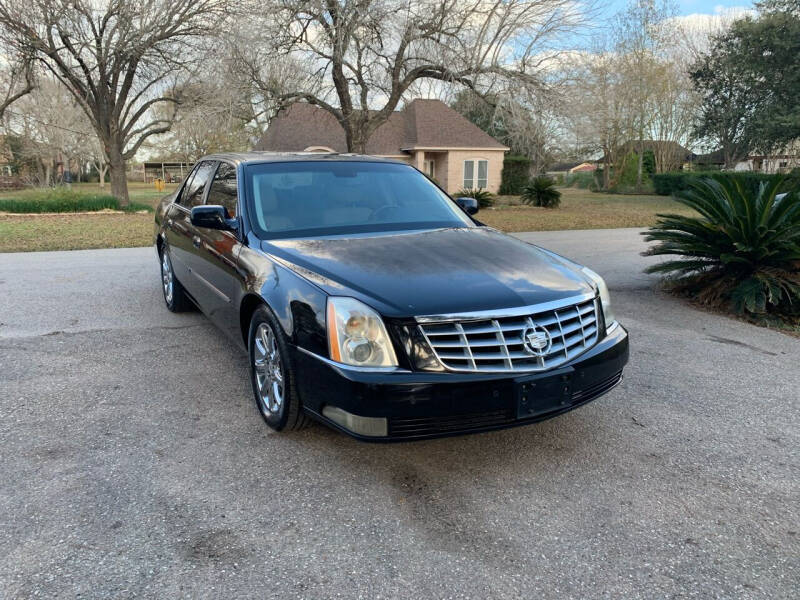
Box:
[652,171,800,197]
[456,188,494,208]
[521,176,561,208]
[643,177,800,323]
[0,187,152,213]
[499,155,530,195]
[642,150,656,176]
[610,151,651,192]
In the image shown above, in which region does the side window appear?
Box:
[180,160,216,208]
[207,162,238,217]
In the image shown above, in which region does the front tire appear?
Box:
[248,305,309,431]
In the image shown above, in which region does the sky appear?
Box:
[602,0,754,15]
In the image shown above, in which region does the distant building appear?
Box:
[547,161,597,177]
[734,142,800,173]
[255,99,509,195]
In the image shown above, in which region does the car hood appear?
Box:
[261,227,593,318]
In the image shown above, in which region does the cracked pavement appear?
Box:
[1,229,798,599]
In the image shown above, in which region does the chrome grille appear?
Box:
[417,296,600,373]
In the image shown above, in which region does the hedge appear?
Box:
[0,188,153,213]
[499,155,530,195]
[652,170,800,196]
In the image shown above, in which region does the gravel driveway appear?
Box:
[1,228,798,599]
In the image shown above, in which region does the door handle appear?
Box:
[192,236,201,248]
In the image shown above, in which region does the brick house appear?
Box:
[255,99,509,195]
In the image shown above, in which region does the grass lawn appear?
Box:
[0,185,691,253]
[479,188,694,232]
[0,182,176,252]
[0,181,176,206]
[0,212,156,252]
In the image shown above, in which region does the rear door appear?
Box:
[189,161,244,337]
[164,160,217,304]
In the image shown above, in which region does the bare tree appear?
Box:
[0,41,34,121]
[614,0,676,188]
[245,0,586,153]
[451,87,561,173]
[225,24,323,139]
[0,0,224,205]
[646,60,697,172]
[4,76,89,185]
[156,79,253,163]
[564,48,628,190]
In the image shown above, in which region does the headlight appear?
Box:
[581,267,616,327]
[326,297,398,367]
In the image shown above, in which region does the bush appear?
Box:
[521,176,561,208]
[610,151,651,192]
[456,188,494,208]
[499,155,530,195]
[0,188,152,213]
[643,177,800,324]
[652,170,800,196]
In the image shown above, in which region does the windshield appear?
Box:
[244,160,473,238]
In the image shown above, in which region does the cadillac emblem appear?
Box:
[522,325,552,357]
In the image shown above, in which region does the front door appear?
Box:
[164,160,217,306]
[189,161,243,339]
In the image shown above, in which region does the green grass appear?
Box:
[0,186,156,213]
[480,188,695,232]
[0,213,155,252]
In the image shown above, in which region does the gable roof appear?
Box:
[255,99,508,155]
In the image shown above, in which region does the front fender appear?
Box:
[238,242,329,357]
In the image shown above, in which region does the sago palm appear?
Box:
[521,176,561,208]
[457,188,494,208]
[643,177,800,321]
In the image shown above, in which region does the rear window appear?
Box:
[244,161,472,238]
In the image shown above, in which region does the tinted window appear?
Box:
[207,162,238,217]
[245,161,472,239]
[181,161,215,208]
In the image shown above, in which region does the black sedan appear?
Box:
[154,153,629,440]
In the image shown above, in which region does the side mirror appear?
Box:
[190,205,238,232]
[455,197,479,215]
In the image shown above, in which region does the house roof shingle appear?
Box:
[255,99,508,154]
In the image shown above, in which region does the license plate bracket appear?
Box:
[516,367,574,419]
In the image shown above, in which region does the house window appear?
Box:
[423,159,435,179]
[463,159,488,189]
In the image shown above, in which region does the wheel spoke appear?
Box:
[253,322,285,415]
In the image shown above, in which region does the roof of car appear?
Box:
[198,151,403,166]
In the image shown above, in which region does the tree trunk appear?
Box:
[636,139,644,189]
[107,145,130,206]
[98,164,108,189]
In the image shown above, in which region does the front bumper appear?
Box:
[293,324,629,441]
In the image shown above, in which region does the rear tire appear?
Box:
[159,245,193,312]
[248,305,310,431]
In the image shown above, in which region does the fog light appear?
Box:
[322,405,388,437]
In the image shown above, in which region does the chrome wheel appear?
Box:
[253,323,284,414]
[161,252,173,305]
